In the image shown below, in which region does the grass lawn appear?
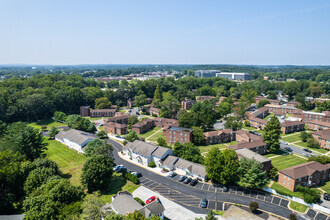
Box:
[84,116,104,121]
[28,118,66,130]
[321,181,330,194]
[264,149,287,158]
[44,139,87,186]
[147,130,164,142]
[213,210,225,216]
[264,112,275,120]
[294,141,328,154]
[99,173,140,204]
[271,154,307,170]
[281,133,302,143]
[242,125,255,131]
[289,201,308,213]
[271,182,304,198]
[199,143,227,154]
[138,127,161,139]
[98,126,105,131]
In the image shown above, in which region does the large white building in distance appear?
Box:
[195,70,250,80]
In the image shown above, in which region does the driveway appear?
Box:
[107,139,326,220]
[280,143,315,157]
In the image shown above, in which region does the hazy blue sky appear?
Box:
[1,0,330,65]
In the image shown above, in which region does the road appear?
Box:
[280,143,315,157]
[107,139,329,220]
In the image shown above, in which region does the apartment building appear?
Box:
[80,106,90,117]
[203,129,235,145]
[150,107,161,117]
[181,98,195,110]
[104,122,127,135]
[278,161,330,191]
[229,140,267,155]
[196,96,216,102]
[265,104,297,115]
[280,121,305,134]
[249,107,269,119]
[255,96,267,104]
[90,109,116,118]
[269,99,281,105]
[249,117,267,130]
[287,101,300,107]
[163,127,193,144]
[131,119,155,134]
[153,118,178,128]
[293,109,330,123]
[236,148,271,174]
[312,129,330,149]
[235,130,262,143]
[307,121,330,131]
[105,115,129,124]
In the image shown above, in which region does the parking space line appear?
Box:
[208,184,210,191]
[271,196,274,203]
[278,198,282,205]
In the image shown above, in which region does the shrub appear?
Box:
[162,168,169,172]
[148,161,156,168]
[41,125,47,131]
[244,120,250,127]
[134,197,145,206]
[289,213,297,220]
[152,114,158,117]
[122,171,140,184]
[307,138,320,149]
[249,201,258,213]
[123,140,128,146]
[129,156,132,160]
[296,186,320,204]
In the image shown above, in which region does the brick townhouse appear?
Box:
[280,121,305,134]
[203,129,235,145]
[307,120,330,131]
[229,139,268,155]
[268,99,281,105]
[249,117,267,130]
[235,130,262,143]
[236,148,271,174]
[104,122,127,135]
[255,96,267,104]
[293,109,330,123]
[278,161,330,191]
[150,107,161,117]
[181,98,195,110]
[153,118,178,128]
[80,106,90,117]
[163,127,193,144]
[196,96,217,102]
[287,101,299,107]
[312,129,330,149]
[249,107,269,119]
[105,115,129,124]
[265,104,297,115]
[90,109,116,118]
[132,119,155,134]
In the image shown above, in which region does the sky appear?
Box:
[1,0,330,65]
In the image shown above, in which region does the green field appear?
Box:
[147,129,165,142]
[84,116,105,121]
[44,139,87,185]
[28,118,66,130]
[138,127,161,139]
[281,133,302,143]
[271,154,307,170]
[289,201,308,213]
[294,141,328,154]
[271,182,304,198]
[264,149,287,158]
[198,141,238,154]
[321,181,330,194]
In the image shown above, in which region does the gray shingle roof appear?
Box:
[161,155,179,167]
[111,194,143,215]
[55,129,95,146]
[174,158,207,177]
[140,201,165,217]
[152,146,172,158]
[124,140,158,157]
[236,148,270,163]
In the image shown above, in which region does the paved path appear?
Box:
[107,139,330,220]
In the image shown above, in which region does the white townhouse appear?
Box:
[123,140,173,167]
[55,129,95,153]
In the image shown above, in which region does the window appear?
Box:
[288,177,290,180]
[283,180,285,184]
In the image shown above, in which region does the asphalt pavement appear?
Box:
[280,143,316,157]
[107,139,330,220]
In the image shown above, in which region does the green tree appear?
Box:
[308,155,330,164]
[152,85,163,108]
[217,102,233,118]
[48,126,59,139]
[178,111,199,128]
[127,115,139,129]
[205,210,216,220]
[97,130,108,139]
[257,99,270,108]
[135,91,148,107]
[192,126,205,145]
[160,91,180,118]
[126,131,139,142]
[54,111,67,122]
[157,137,169,148]
[224,116,242,131]
[242,89,257,104]
[66,114,96,132]
[249,201,259,213]
[173,142,204,164]
[191,101,217,130]
[269,165,279,180]
[237,157,268,189]
[204,148,239,185]
[80,193,105,220]
[126,210,145,220]
[300,131,312,142]
[84,139,113,157]
[267,91,277,99]
[81,155,113,192]
[307,138,320,149]
[234,98,249,119]
[289,213,297,220]
[105,212,124,220]
[263,116,281,153]
[95,97,112,109]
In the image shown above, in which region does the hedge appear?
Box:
[122,171,140,184]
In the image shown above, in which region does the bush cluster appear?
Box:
[296,186,320,204]
[148,161,156,168]
[122,171,140,184]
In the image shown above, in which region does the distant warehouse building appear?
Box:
[195,70,250,80]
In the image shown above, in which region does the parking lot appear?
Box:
[306,209,329,220]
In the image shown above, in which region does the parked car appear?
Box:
[168,172,177,178]
[183,177,192,184]
[223,186,228,192]
[146,196,156,204]
[115,166,126,173]
[284,147,292,152]
[190,179,198,186]
[304,148,312,153]
[303,153,310,157]
[200,198,208,208]
[113,165,125,172]
[324,193,329,200]
[132,172,142,178]
[179,175,187,182]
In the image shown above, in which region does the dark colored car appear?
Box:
[168,172,177,178]
[223,186,228,192]
[304,148,312,153]
[190,179,198,186]
[179,175,187,182]
[200,198,208,208]
[116,166,127,173]
[324,193,329,200]
[183,177,192,184]
[285,147,292,152]
[133,172,142,178]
